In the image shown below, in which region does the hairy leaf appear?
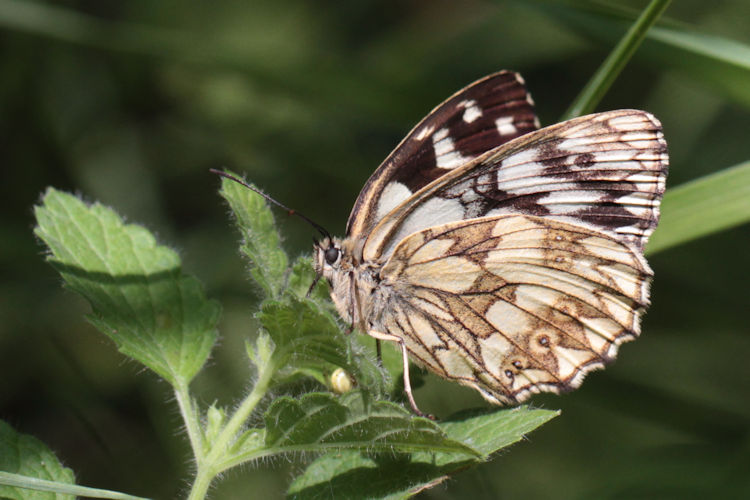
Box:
[34,188,219,384]
[258,295,386,395]
[217,171,288,298]
[0,421,75,500]
[265,392,478,456]
[287,256,331,304]
[288,406,558,499]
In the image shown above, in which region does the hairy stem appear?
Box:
[186,357,278,500]
[174,380,203,463]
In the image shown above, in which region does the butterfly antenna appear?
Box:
[210,169,332,240]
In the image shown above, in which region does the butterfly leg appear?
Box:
[305,275,321,297]
[345,271,363,335]
[368,330,434,420]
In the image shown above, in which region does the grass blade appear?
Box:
[529,0,750,109]
[561,0,672,120]
[647,161,750,254]
[0,472,149,500]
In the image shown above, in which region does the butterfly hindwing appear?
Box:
[363,110,668,262]
[377,214,652,404]
[346,71,538,241]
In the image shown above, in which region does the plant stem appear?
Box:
[561,0,672,120]
[210,358,277,466]
[174,379,203,462]
[186,358,278,500]
[186,466,214,500]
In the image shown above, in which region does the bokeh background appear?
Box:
[2,0,749,498]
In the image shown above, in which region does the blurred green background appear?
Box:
[2,0,749,498]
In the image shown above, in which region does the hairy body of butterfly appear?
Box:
[312,71,668,416]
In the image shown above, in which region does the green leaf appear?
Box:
[228,427,265,459]
[429,406,560,460]
[258,294,386,396]
[647,161,750,254]
[287,256,330,303]
[288,406,558,499]
[204,404,226,448]
[217,171,288,298]
[245,331,275,373]
[266,392,479,456]
[562,0,672,120]
[33,188,219,385]
[214,391,477,474]
[0,424,143,498]
[259,295,347,378]
[0,421,75,499]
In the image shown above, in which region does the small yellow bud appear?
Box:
[330,368,354,394]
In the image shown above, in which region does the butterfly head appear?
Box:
[313,236,345,280]
[312,235,374,327]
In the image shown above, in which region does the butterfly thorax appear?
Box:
[314,236,384,330]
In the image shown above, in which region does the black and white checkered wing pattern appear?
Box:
[346,71,538,240]
[363,110,668,262]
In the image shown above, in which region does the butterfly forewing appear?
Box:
[363,109,668,262]
[346,71,538,242]
[376,214,653,404]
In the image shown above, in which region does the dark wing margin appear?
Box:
[346,71,538,241]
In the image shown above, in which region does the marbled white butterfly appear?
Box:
[222,71,668,417]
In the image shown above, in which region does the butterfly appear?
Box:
[309,71,668,416]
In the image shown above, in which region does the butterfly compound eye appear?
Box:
[324,247,340,265]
